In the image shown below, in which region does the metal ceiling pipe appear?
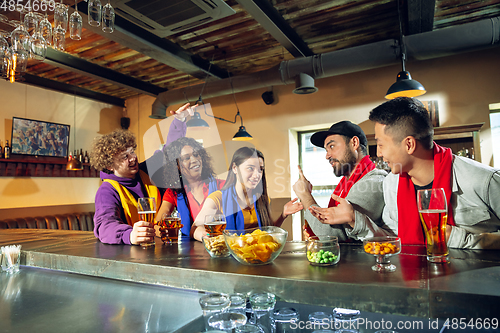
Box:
[151,17,500,118]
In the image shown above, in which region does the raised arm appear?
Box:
[292,165,316,209]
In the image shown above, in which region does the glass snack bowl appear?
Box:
[363,236,401,272]
[306,235,340,266]
[223,226,288,265]
[202,234,230,258]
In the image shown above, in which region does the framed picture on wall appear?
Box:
[11,117,70,158]
[421,100,440,128]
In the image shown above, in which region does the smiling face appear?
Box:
[374,123,410,174]
[323,134,357,177]
[179,145,203,182]
[109,147,139,179]
[233,156,264,190]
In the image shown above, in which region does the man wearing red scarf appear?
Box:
[293,121,387,241]
[361,97,500,249]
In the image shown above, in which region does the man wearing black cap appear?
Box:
[293,120,387,240]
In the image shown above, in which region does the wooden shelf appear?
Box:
[0,155,99,177]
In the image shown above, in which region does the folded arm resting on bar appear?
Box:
[350,157,500,249]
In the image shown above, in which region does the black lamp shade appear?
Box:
[385,71,426,99]
[232,126,253,141]
[186,111,209,129]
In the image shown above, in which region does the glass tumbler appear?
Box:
[228,293,247,316]
[271,307,300,333]
[306,235,340,266]
[199,293,231,331]
[308,311,332,330]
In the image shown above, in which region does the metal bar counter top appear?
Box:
[1,229,499,320]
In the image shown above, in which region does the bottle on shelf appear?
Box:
[0,140,3,159]
[84,151,89,163]
[4,140,10,159]
[68,150,73,161]
[79,149,83,162]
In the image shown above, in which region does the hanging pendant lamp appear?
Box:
[385,0,426,100]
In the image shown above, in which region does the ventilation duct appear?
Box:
[151,17,500,118]
[114,0,235,37]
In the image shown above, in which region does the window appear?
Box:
[490,104,500,168]
[298,131,342,209]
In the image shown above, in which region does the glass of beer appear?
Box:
[417,188,449,263]
[204,214,227,236]
[158,211,183,244]
[137,197,156,248]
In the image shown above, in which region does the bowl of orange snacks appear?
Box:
[363,236,401,272]
[223,226,288,265]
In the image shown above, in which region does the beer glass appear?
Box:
[158,211,182,244]
[137,197,156,248]
[417,188,449,263]
[204,214,227,236]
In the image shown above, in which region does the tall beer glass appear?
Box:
[417,188,449,263]
[137,197,156,248]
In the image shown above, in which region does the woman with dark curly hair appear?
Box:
[192,146,303,241]
[156,137,225,239]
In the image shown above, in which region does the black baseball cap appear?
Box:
[310,121,368,148]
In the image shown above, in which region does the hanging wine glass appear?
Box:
[102,0,115,33]
[11,11,31,52]
[69,0,83,40]
[24,6,39,38]
[54,1,69,32]
[9,48,28,82]
[88,0,102,27]
[38,11,53,46]
[31,32,47,61]
[53,26,66,51]
[0,30,11,78]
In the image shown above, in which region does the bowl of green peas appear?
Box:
[306,235,340,266]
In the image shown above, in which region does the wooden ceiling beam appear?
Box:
[74,2,227,80]
[235,0,314,57]
[405,0,436,35]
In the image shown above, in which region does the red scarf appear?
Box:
[328,155,376,207]
[397,143,455,245]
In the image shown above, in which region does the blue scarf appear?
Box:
[178,177,219,237]
[221,186,262,231]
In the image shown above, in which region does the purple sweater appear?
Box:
[93,118,186,244]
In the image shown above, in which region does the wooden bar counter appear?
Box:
[1,229,499,322]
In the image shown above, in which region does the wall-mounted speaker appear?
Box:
[262,91,274,105]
